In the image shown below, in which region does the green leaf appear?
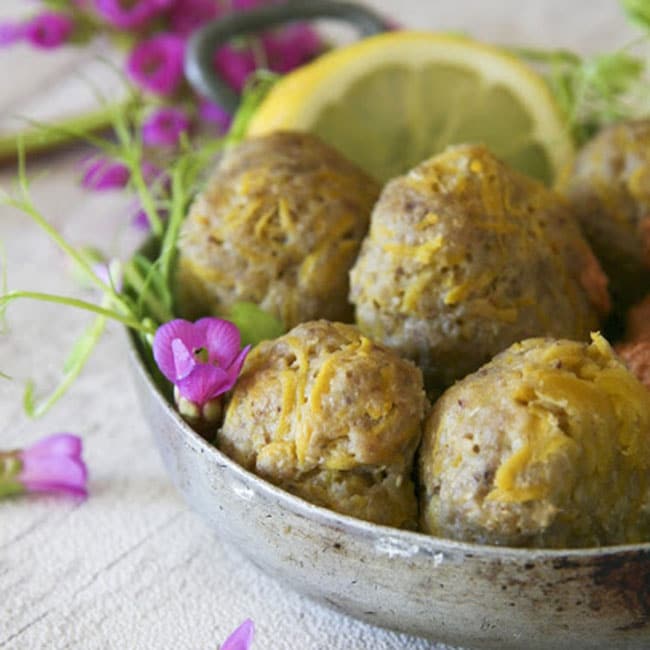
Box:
[225,302,285,347]
[585,52,644,95]
[621,0,650,30]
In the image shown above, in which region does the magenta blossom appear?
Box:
[81,157,130,191]
[141,107,191,146]
[127,34,185,96]
[22,12,75,49]
[198,99,232,134]
[153,318,250,407]
[221,619,255,650]
[168,0,220,36]
[0,434,88,499]
[94,0,173,30]
[214,44,257,93]
[262,24,322,74]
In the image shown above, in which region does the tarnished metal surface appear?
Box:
[129,337,650,649]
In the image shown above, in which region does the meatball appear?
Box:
[624,293,650,342]
[616,341,650,391]
[562,119,650,309]
[176,132,380,329]
[219,320,427,528]
[419,334,650,548]
[349,144,608,389]
[615,294,650,390]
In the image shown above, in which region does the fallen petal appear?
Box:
[221,619,255,650]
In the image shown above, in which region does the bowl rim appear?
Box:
[129,329,650,561]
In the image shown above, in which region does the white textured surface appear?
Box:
[0,2,634,648]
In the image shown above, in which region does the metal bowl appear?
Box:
[128,334,650,650]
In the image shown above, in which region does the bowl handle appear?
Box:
[185,0,389,112]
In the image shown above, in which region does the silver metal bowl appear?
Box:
[128,334,650,650]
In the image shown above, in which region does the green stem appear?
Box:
[0,103,123,163]
[0,290,155,334]
[23,313,106,419]
[0,454,23,498]
[122,263,173,324]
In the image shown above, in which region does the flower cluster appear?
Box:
[0,0,323,229]
[0,0,323,170]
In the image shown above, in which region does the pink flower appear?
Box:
[221,619,255,650]
[153,318,250,406]
[81,157,130,191]
[198,99,231,134]
[141,107,191,146]
[262,24,322,74]
[94,0,174,30]
[214,44,257,93]
[168,0,220,36]
[24,12,75,49]
[127,34,185,96]
[0,434,88,499]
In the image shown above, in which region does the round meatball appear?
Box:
[616,341,650,391]
[219,320,427,528]
[350,144,608,389]
[562,119,650,309]
[615,294,650,391]
[176,132,380,328]
[419,334,650,548]
[625,293,650,342]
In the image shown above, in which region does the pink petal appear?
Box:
[177,364,232,404]
[94,0,172,29]
[153,319,204,382]
[0,22,25,46]
[141,107,191,147]
[198,100,232,134]
[195,317,242,367]
[226,345,251,381]
[213,44,257,93]
[20,453,88,498]
[81,157,130,191]
[168,0,220,36]
[171,338,196,380]
[25,12,75,50]
[221,619,255,650]
[127,34,185,96]
[25,433,82,460]
[262,24,322,74]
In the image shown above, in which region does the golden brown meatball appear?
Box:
[349,144,608,389]
[176,132,380,328]
[419,334,650,548]
[219,320,427,528]
[562,119,650,309]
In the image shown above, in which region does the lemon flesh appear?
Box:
[248,32,573,185]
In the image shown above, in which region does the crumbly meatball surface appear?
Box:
[562,119,650,309]
[176,131,380,328]
[350,144,608,388]
[418,334,650,548]
[219,320,427,528]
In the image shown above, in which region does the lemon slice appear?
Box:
[248,31,573,185]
